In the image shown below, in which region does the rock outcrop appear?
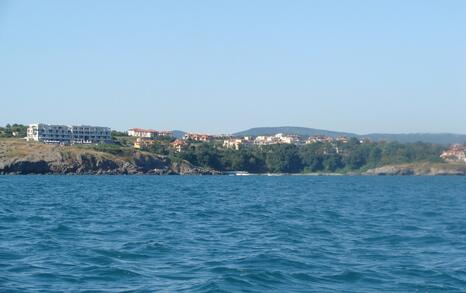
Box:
[364,163,466,176]
[0,140,218,175]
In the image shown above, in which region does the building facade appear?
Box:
[133,137,156,149]
[171,139,188,152]
[128,128,172,138]
[26,124,112,144]
[183,133,212,142]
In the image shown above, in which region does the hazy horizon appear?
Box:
[1,1,465,134]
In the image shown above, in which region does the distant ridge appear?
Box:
[234,126,355,138]
[233,126,466,145]
[171,130,186,139]
[364,133,466,145]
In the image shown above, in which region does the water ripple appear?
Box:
[1,176,466,292]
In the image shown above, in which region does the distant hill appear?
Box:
[364,133,466,145]
[234,127,356,138]
[171,130,186,139]
[233,126,466,145]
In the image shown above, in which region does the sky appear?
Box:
[0,0,465,134]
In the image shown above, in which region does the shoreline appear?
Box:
[1,139,465,177]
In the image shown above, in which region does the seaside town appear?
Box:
[24,123,364,150]
[18,123,466,163]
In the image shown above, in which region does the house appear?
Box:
[252,133,300,145]
[223,138,251,150]
[183,133,212,142]
[335,136,350,144]
[171,139,188,152]
[157,131,173,137]
[128,128,172,138]
[254,135,276,145]
[440,144,466,162]
[26,123,111,144]
[133,137,155,149]
[305,136,334,144]
[275,133,301,144]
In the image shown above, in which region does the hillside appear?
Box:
[171,130,187,139]
[363,133,466,145]
[234,126,355,138]
[0,139,216,175]
[234,126,466,145]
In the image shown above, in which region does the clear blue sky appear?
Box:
[1,0,465,134]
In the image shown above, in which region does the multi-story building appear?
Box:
[128,128,172,138]
[26,123,112,144]
[253,133,301,145]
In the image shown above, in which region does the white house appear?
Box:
[128,128,172,138]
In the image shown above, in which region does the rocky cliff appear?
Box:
[0,139,218,175]
[364,163,466,176]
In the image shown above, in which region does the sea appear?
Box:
[1,176,466,292]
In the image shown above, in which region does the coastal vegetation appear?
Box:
[173,139,445,174]
[1,124,464,175]
[0,124,27,138]
[96,133,450,174]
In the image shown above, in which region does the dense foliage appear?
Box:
[0,123,448,173]
[175,139,444,173]
[0,124,28,138]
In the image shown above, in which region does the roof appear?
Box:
[129,128,160,133]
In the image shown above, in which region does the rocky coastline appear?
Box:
[1,139,465,176]
[0,140,218,175]
[364,163,466,176]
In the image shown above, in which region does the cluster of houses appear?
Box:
[25,123,362,151]
[127,128,172,138]
[24,124,466,164]
[128,128,173,149]
[127,128,359,152]
[221,134,355,150]
[440,144,466,163]
[127,128,221,151]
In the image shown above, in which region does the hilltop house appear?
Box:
[128,128,172,138]
[26,123,111,144]
[171,139,188,152]
[223,137,253,150]
[183,133,212,142]
[305,136,334,144]
[133,137,156,149]
[440,144,466,162]
[253,133,301,145]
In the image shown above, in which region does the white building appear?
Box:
[254,133,300,145]
[222,138,246,150]
[26,123,112,144]
[128,128,172,138]
[128,128,157,138]
[440,144,466,162]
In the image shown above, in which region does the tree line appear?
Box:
[0,124,28,138]
[0,124,454,173]
[175,138,445,173]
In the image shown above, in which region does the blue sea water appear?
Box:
[1,176,466,292]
